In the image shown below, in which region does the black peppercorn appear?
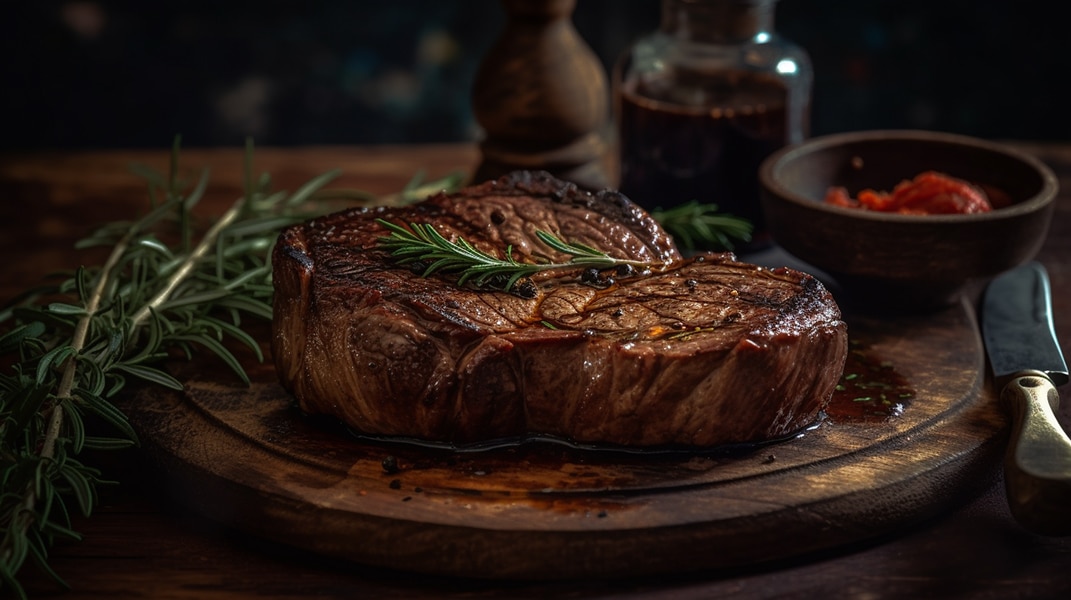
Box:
[513,279,538,299]
[381,455,400,474]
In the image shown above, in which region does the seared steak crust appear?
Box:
[272,171,848,448]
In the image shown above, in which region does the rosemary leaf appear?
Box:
[111,364,185,391]
[71,390,139,443]
[200,316,264,363]
[215,295,274,321]
[81,437,137,451]
[0,323,46,354]
[35,346,75,385]
[57,464,95,517]
[168,334,250,385]
[66,401,87,453]
[46,303,88,316]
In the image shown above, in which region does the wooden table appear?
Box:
[2,143,1070,599]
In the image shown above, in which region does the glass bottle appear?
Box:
[614,0,812,249]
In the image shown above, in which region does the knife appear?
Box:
[982,261,1071,535]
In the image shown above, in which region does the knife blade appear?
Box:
[982,261,1071,535]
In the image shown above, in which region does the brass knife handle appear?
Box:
[1002,371,1071,536]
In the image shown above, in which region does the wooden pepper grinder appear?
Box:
[471,0,611,190]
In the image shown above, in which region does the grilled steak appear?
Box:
[272,171,848,448]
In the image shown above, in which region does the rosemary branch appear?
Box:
[0,139,465,599]
[376,219,651,291]
[13,213,137,579]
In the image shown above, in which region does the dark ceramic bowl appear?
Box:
[759,130,1058,312]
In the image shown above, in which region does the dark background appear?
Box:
[2,0,1069,150]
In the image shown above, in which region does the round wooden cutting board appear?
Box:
[123,298,1006,580]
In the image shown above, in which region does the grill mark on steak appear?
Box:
[272,171,848,448]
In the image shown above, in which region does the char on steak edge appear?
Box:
[271,171,848,448]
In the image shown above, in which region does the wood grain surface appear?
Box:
[122,293,1005,579]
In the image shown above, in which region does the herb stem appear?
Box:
[3,212,141,572]
[129,197,245,329]
[61,236,134,398]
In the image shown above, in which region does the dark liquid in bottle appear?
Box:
[617,72,791,249]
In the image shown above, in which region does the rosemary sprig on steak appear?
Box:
[376,219,652,292]
[650,201,752,251]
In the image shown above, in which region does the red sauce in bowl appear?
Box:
[824,171,1001,215]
